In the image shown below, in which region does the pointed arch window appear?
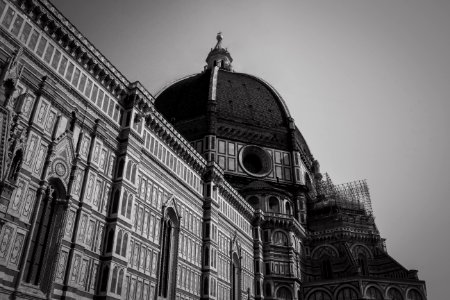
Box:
[121,233,129,256]
[126,194,133,219]
[231,252,241,300]
[106,228,114,253]
[117,158,125,178]
[158,206,180,299]
[125,160,132,179]
[110,266,118,293]
[111,189,120,214]
[285,201,292,215]
[115,230,122,254]
[131,164,137,183]
[121,190,128,216]
[23,179,67,293]
[117,269,124,295]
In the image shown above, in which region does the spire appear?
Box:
[205,32,233,71]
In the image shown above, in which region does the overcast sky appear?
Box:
[54,0,450,298]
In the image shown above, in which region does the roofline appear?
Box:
[154,73,202,98]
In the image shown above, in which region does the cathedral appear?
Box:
[0,0,427,299]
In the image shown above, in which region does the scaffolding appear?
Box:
[315,173,373,216]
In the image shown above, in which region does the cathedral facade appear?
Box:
[0,1,426,300]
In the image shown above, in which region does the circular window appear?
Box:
[238,145,273,178]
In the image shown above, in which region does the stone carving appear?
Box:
[8,231,24,266]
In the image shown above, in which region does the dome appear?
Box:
[155,34,313,158]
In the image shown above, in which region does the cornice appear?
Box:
[145,106,207,175]
[216,174,255,221]
[12,0,155,106]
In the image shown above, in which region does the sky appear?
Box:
[54,1,450,298]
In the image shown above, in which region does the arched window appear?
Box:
[285,201,291,215]
[121,190,128,216]
[366,286,384,300]
[211,278,216,296]
[125,160,132,180]
[407,289,423,300]
[321,257,333,279]
[307,290,332,300]
[358,253,369,275]
[115,230,122,254]
[268,196,279,212]
[23,178,67,292]
[117,158,125,178]
[131,164,137,183]
[336,287,359,300]
[111,190,120,214]
[231,252,241,300]
[272,231,288,246]
[126,194,133,219]
[387,288,404,300]
[110,266,118,293]
[121,233,128,256]
[277,287,293,300]
[204,246,210,266]
[158,207,180,299]
[117,269,124,295]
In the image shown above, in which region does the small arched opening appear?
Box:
[285,201,292,215]
[268,196,279,213]
[277,286,293,300]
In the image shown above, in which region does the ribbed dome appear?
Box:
[155,68,295,150]
[154,33,313,159]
